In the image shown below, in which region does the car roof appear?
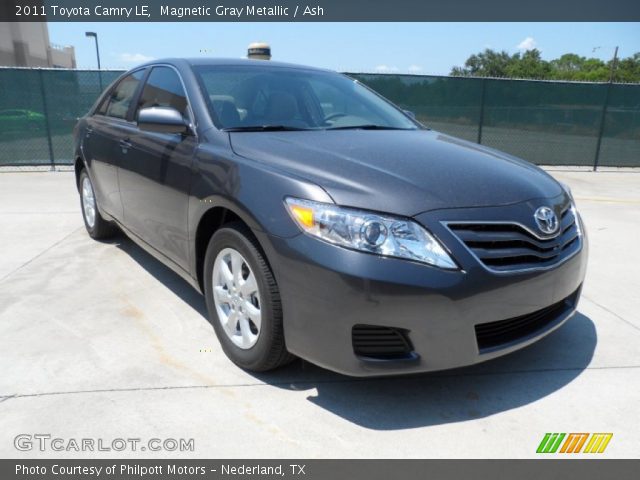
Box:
[135,57,332,73]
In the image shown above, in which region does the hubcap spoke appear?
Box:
[219,261,234,286]
[224,310,240,336]
[239,317,254,347]
[240,271,258,296]
[231,251,243,288]
[213,286,231,304]
[244,302,261,330]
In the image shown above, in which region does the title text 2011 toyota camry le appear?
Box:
[73,59,587,376]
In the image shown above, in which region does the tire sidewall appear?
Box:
[203,226,279,370]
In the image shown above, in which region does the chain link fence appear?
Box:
[0,68,123,167]
[1,67,638,168]
[351,74,640,168]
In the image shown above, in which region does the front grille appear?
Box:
[446,207,581,272]
[352,325,413,359]
[475,288,579,352]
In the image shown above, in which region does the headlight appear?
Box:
[560,182,575,203]
[560,182,583,236]
[285,197,457,269]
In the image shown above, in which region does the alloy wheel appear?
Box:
[212,247,262,349]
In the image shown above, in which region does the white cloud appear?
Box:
[407,65,423,73]
[516,37,537,51]
[374,65,399,73]
[118,53,154,63]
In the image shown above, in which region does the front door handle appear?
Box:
[119,138,132,152]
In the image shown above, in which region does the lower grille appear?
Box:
[446,206,581,273]
[352,325,413,359]
[475,288,579,352]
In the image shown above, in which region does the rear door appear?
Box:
[82,70,145,221]
[117,65,196,270]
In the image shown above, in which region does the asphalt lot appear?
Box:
[0,168,639,458]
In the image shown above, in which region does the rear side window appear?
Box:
[104,70,144,119]
[136,67,189,119]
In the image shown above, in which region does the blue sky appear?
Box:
[48,22,640,73]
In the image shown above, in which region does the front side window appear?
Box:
[96,93,110,115]
[104,70,144,119]
[193,65,418,131]
[136,66,189,119]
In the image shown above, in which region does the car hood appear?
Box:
[229,129,563,216]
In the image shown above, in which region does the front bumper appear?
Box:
[257,208,588,377]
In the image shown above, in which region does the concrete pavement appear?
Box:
[0,169,639,458]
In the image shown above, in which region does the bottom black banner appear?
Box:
[2,459,639,480]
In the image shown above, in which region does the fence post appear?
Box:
[593,82,612,172]
[477,78,487,144]
[37,69,55,171]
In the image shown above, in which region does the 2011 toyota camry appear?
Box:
[73,58,587,376]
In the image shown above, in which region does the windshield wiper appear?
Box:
[325,124,414,131]
[223,125,313,132]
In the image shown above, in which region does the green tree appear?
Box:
[450,49,514,77]
[550,54,587,80]
[451,49,640,82]
[505,49,551,79]
[615,53,640,82]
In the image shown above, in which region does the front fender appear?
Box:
[188,144,332,284]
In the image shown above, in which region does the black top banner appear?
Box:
[2,0,640,22]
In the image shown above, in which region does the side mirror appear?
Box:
[138,106,191,135]
[403,109,416,120]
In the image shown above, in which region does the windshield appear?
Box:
[193,65,419,131]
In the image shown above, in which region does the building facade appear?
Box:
[0,22,76,68]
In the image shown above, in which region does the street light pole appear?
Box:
[85,31,101,69]
[85,32,102,90]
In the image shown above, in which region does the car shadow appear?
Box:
[112,235,208,318]
[259,312,597,430]
[113,234,597,431]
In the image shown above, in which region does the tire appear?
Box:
[203,222,294,372]
[78,169,117,240]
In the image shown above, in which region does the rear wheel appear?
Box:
[203,222,294,371]
[79,170,117,239]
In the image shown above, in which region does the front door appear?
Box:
[117,66,196,271]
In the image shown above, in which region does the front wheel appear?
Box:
[203,223,294,372]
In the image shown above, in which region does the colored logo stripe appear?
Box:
[537,433,613,454]
[583,433,613,453]
[560,433,589,453]
[536,433,565,453]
